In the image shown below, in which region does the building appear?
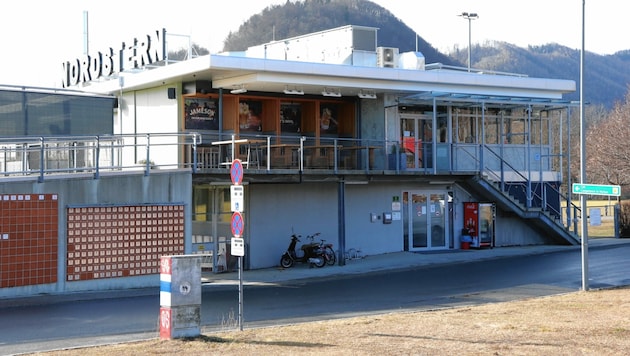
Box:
[78,25,579,271]
[1,25,579,297]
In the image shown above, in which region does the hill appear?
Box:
[222,0,458,66]
[452,41,630,107]
[221,0,629,109]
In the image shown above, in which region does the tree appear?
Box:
[168,43,209,62]
[584,86,630,194]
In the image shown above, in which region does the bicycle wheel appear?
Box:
[325,246,336,266]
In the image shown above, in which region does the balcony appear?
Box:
[0,132,560,187]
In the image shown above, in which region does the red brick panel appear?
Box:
[0,194,59,288]
[66,205,184,281]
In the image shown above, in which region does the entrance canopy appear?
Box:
[400,91,577,110]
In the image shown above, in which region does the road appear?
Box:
[1,242,629,355]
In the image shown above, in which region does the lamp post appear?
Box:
[459,12,479,72]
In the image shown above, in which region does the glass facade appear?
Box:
[0,89,114,137]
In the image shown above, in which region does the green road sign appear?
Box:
[572,183,621,196]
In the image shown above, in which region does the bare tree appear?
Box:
[585,87,630,193]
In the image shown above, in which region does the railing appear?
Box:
[480,144,580,234]
[0,133,201,182]
[0,131,572,219]
[192,133,400,173]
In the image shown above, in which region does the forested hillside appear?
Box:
[221,0,629,108]
[222,0,458,66]
[450,42,630,107]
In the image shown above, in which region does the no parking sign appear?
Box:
[231,211,244,237]
[230,159,243,185]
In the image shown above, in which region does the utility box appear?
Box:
[159,255,203,340]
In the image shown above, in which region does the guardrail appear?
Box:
[0,133,201,182]
[193,133,397,173]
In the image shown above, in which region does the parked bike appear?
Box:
[280,232,328,268]
[320,239,336,266]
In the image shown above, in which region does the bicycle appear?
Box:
[310,233,336,266]
[345,248,364,260]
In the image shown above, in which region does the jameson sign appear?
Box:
[185,98,218,130]
[61,29,166,88]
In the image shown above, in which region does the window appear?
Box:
[280,102,302,133]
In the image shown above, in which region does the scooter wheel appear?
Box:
[313,255,326,268]
[280,255,294,268]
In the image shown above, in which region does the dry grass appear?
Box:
[32,286,630,356]
[564,199,618,237]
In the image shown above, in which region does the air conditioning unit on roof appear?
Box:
[377,47,399,68]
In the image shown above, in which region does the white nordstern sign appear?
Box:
[61,29,166,88]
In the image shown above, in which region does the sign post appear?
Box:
[229,159,245,331]
[572,181,622,292]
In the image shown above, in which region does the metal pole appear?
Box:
[238,255,243,330]
[338,181,346,266]
[459,12,478,72]
[467,18,472,72]
[580,0,589,292]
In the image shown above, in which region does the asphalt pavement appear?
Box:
[2,238,628,309]
[200,237,630,288]
[1,238,629,356]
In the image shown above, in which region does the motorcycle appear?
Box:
[280,233,327,268]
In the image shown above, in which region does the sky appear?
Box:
[0,0,626,88]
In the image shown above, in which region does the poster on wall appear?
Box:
[320,103,339,134]
[185,98,218,130]
[239,100,262,132]
[280,102,301,133]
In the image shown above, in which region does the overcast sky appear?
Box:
[0,0,624,88]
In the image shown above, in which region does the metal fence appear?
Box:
[0,133,201,182]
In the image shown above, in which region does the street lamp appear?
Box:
[459,12,479,72]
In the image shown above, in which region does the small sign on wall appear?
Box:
[392,195,401,211]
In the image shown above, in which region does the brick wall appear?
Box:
[0,194,58,288]
[66,205,185,281]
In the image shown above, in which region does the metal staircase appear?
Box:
[458,144,580,245]
[465,174,579,245]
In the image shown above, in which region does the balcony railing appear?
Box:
[191,134,393,173]
[0,133,201,182]
[0,132,562,185]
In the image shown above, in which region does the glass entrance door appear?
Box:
[401,114,433,170]
[192,185,239,272]
[403,191,448,251]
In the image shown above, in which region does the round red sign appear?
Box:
[231,211,244,237]
[230,159,243,185]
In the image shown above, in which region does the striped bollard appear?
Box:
[159,255,202,340]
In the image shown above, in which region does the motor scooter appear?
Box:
[280,233,326,268]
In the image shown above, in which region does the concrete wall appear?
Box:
[0,170,192,298]
[494,215,547,246]
[233,177,555,270]
[118,85,182,167]
[247,181,452,269]
[248,182,339,269]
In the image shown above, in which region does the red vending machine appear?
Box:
[463,202,495,248]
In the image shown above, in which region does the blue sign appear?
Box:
[572,183,621,196]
